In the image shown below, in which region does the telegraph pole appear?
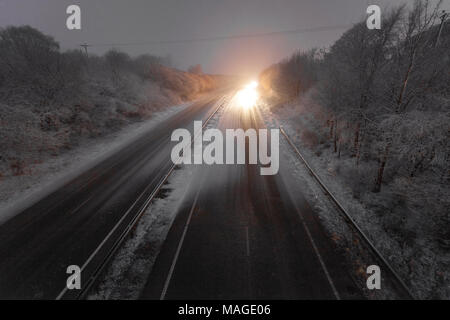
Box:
[435,10,448,48]
[80,43,90,56]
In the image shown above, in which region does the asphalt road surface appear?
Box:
[0,90,364,299]
[0,92,226,299]
[141,99,364,299]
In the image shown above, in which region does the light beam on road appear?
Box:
[236,81,259,109]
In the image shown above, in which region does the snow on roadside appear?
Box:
[88,164,197,300]
[259,101,449,299]
[0,103,191,224]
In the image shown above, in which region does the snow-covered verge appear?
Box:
[0,103,190,224]
[88,164,197,300]
[260,101,450,299]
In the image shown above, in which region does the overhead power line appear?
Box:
[81,24,353,48]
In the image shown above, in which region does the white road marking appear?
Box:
[293,204,341,300]
[245,226,250,257]
[160,191,200,300]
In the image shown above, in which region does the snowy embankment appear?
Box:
[0,103,190,224]
[260,101,449,300]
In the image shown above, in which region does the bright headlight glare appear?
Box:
[237,81,259,109]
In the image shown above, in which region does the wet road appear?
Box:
[141,99,364,299]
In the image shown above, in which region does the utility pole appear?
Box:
[80,43,90,56]
[435,10,448,48]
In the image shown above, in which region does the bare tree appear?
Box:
[392,0,443,112]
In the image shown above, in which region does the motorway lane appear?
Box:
[141,100,364,299]
[0,93,228,299]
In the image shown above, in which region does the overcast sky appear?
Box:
[0,0,447,75]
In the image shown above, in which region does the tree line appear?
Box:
[0,26,220,176]
[260,0,449,194]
